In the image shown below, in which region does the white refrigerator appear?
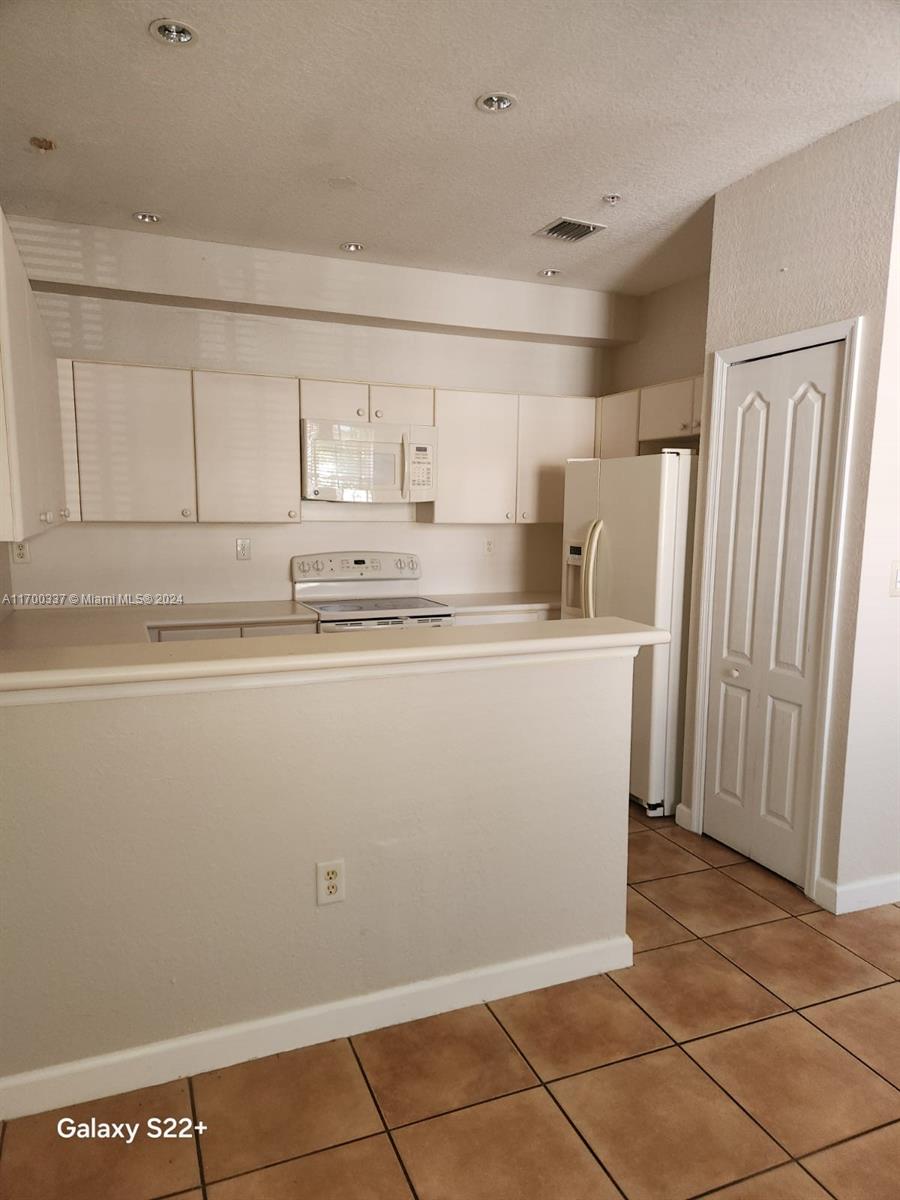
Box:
[561,450,696,816]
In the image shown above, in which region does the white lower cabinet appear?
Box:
[193,371,301,522]
[433,390,519,523]
[74,362,197,522]
[516,394,596,523]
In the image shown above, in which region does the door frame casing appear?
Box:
[680,317,863,902]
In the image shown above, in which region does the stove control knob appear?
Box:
[314,560,324,572]
[395,557,403,569]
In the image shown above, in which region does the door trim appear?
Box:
[682,318,863,901]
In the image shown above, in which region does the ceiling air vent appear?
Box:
[535,217,606,242]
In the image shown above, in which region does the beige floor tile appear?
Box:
[490,974,670,1080]
[685,1013,900,1156]
[720,862,820,915]
[193,1039,381,1182]
[707,919,891,1006]
[656,825,746,866]
[551,1046,785,1200]
[802,1121,900,1200]
[627,887,695,952]
[634,870,786,936]
[0,1080,199,1200]
[352,1004,536,1127]
[703,1162,831,1198]
[627,831,708,884]
[801,904,900,976]
[393,1088,619,1200]
[611,940,787,1041]
[206,1134,412,1199]
[802,982,900,1086]
[628,816,645,832]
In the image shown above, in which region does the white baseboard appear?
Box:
[814,871,900,914]
[0,934,632,1120]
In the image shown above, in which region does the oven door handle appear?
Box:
[401,432,410,501]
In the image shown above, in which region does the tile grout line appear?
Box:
[184,1130,393,1192]
[186,1077,208,1200]
[346,1038,422,1200]
[789,915,899,977]
[482,1003,630,1200]
[793,1005,900,1096]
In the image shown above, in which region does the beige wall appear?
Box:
[607,274,709,393]
[0,650,632,1085]
[684,103,900,899]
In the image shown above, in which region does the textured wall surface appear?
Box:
[608,274,710,393]
[685,103,900,896]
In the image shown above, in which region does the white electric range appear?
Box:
[291,552,455,633]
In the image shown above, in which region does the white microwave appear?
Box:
[301,419,437,503]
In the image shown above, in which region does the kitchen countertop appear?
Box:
[0,611,664,696]
[0,591,560,651]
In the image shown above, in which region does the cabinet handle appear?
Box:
[181,508,192,518]
[288,510,297,519]
[521,512,528,520]
[680,421,690,431]
[59,508,70,520]
[374,409,384,419]
[356,407,366,417]
[505,512,513,520]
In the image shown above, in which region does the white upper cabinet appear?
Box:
[300,379,368,422]
[194,371,301,523]
[516,394,595,523]
[370,384,433,425]
[0,211,65,541]
[74,362,197,522]
[638,377,695,442]
[691,374,704,433]
[301,380,434,426]
[598,389,640,458]
[433,390,518,523]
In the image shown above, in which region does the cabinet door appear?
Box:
[300,379,368,421]
[638,378,694,442]
[370,385,434,425]
[74,362,197,522]
[598,389,640,458]
[691,374,704,434]
[194,371,301,522]
[516,395,595,523]
[433,390,518,523]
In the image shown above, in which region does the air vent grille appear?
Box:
[536,218,606,242]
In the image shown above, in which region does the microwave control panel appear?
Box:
[410,442,433,494]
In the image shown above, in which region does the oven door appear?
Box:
[302,419,406,503]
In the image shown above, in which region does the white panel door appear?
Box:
[517,394,595,523]
[74,362,197,522]
[433,390,518,523]
[300,379,369,421]
[370,385,433,425]
[704,341,843,883]
[194,371,301,522]
[638,378,695,441]
[598,389,640,458]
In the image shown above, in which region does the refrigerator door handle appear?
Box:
[582,519,604,618]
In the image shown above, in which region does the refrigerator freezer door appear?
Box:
[561,459,601,618]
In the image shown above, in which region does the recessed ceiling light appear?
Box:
[602,194,622,205]
[149,18,196,45]
[132,211,161,224]
[340,242,364,253]
[476,93,516,113]
[539,268,560,278]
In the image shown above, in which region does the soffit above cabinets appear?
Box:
[1,0,897,295]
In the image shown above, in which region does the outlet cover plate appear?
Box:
[316,859,346,905]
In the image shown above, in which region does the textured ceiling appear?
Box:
[1,0,898,295]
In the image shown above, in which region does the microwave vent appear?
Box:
[535,217,606,242]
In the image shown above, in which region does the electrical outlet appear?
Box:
[236,538,251,561]
[484,537,495,555]
[13,542,30,563]
[316,859,346,905]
